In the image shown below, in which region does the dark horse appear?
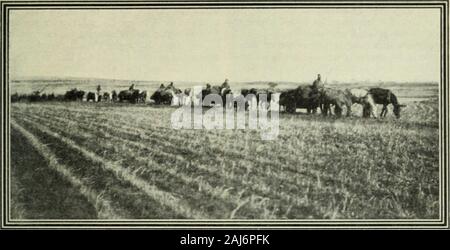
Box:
[368,88,406,118]
[279,85,321,113]
[151,89,172,105]
[86,92,97,102]
[64,88,85,101]
[240,88,258,110]
[240,88,275,110]
[198,84,231,107]
[151,84,182,105]
[118,89,140,103]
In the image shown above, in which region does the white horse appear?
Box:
[169,89,182,106]
[347,88,377,118]
[269,92,281,111]
[183,88,195,106]
[247,94,258,111]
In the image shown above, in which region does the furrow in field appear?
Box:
[16,107,369,193]
[14,112,287,218]
[18,105,422,218]
[11,119,123,219]
[14,106,299,183]
[35,112,354,219]
[18,112,307,182]
[39,105,382,176]
[13,117,188,219]
[90,112,354,191]
[25,109,273,174]
[78,108,438,218]
[19,106,319,180]
[11,102,441,219]
[14,109,330,218]
[13,116,209,219]
[16,108,301,187]
[14,107,354,207]
[13,103,273,139]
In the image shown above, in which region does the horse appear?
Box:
[137,90,148,103]
[86,92,97,102]
[345,88,378,118]
[64,88,85,101]
[151,85,180,105]
[320,88,352,117]
[197,84,229,107]
[279,85,321,114]
[169,89,183,106]
[368,87,406,118]
[118,89,140,103]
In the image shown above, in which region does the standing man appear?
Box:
[96,85,102,102]
[129,83,135,90]
[222,78,230,89]
[111,90,118,102]
[312,74,324,90]
[221,78,230,95]
[308,74,324,113]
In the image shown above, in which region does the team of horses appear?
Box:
[278,86,405,118]
[57,88,149,103]
[12,82,406,118]
[149,82,406,119]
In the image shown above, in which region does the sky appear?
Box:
[9,8,441,83]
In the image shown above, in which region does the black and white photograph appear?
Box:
[1,0,448,231]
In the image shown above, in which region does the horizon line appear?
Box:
[9,75,440,84]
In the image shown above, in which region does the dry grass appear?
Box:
[10,94,439,219]
[11,120,121,219]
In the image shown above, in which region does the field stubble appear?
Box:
[10,98,439,219]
